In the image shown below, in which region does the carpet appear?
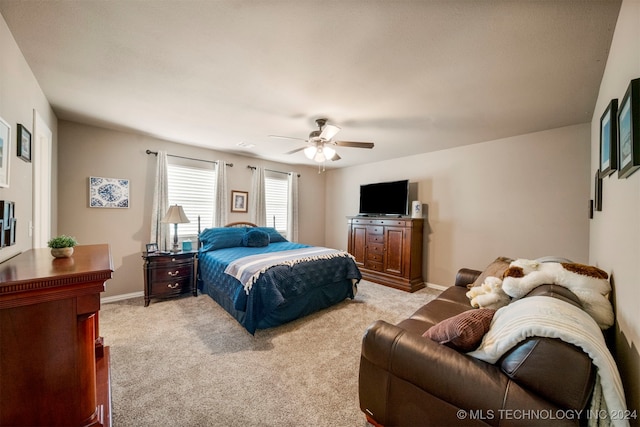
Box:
[100,280,441,426]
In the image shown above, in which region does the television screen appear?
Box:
[359,179,409,216]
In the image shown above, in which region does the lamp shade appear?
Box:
[161,205,190,224]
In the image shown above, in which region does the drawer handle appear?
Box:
[167,283,180,289]
[167,270,179,277]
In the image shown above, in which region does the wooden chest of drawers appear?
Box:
[142,251,197,306]
[347,216,424,292]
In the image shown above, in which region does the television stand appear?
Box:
[347,216,424,292]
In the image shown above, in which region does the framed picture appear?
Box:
[17,124,31,162]
[617,78,640,179]
[89,176,130,208]
[0,116,10,188]
[600,99,618,177]
[594,170,603,212]
[146,243,158,254]
[231,190,248,212]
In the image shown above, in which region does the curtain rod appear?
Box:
[146,149,233,167]
[247,165,300,177]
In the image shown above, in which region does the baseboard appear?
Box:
[101,291,144,304]
[425,282,447,291]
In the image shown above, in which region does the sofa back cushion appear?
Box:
[524,284,582,308]
[499,337,596,410]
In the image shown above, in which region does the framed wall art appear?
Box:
[89,176,130,208]
[594,170,603,212]
[0,116,10,188]
[617,78,640,179]
[599,99,618,178]
[231,190,248,212]
[17,124,31,162]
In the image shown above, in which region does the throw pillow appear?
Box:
[243,229,270,247]
[253,227,288,243]
[199,227,246,252]
[423,308,496,352]
[469,256,514,288]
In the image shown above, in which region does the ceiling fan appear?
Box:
[270,118,374,163]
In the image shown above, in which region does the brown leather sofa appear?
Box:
[359,268,597,427]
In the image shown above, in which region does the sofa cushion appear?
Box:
[470,256,513,287]
[422,308,496,352]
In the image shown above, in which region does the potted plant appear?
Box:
[47,235,78,258]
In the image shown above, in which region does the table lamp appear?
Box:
[161,204,190,252]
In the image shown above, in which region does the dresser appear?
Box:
[142,251,197,306]
[0,244,113,427]
[347,216,424,292]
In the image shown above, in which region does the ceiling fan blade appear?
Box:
[269,135,308,142]
[285,146,308,155]
[330,152,341,161]
[319,124,340,141]
[334,140,375,149]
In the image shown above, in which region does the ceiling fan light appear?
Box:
[322,146,336,159]
[314,150,326,163]
[304,146,317,160]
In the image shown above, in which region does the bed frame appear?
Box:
[225,222,258,228]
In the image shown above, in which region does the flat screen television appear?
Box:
[359,179,409,216]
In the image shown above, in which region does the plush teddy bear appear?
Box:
[466,276,511,310]
[502,258,613,329]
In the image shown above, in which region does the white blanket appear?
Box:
[467,296,628,427]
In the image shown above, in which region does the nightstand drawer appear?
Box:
[149,264,192,282]
[150,277,191,297]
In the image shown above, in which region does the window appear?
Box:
[167,160,216,238]
[265,170,288,232]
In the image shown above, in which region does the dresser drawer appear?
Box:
[367,234,384,243]
[366,226,384,235]
[365,261,384,272]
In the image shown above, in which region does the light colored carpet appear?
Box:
[100,280,441,426]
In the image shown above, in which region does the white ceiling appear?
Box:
[0,0,621,169]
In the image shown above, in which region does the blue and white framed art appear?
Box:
[599,99,618,178]
[617,78,640,179]
[89,176,130,208]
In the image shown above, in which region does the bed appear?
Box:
[197,222,361,334]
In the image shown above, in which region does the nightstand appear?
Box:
[142,251,197,306]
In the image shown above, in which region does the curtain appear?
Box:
[250,166,267,226]
[150,150,170,251]
[287,172,299,242]
[213,160,228,227]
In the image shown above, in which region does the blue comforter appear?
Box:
[198,242,361,334]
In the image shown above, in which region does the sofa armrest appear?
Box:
[455,268,482,287]
[359,319,509,420]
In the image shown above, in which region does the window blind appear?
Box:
[167,162,216,237]
[265,170,288,232]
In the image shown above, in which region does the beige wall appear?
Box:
[325,124,591,286]
[0,14,57,263]
[589,0,640,417]
[57,120,326,298]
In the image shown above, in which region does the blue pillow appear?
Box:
[199,227,246,251]
[243,229,270,247]
[253,227,288,243]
